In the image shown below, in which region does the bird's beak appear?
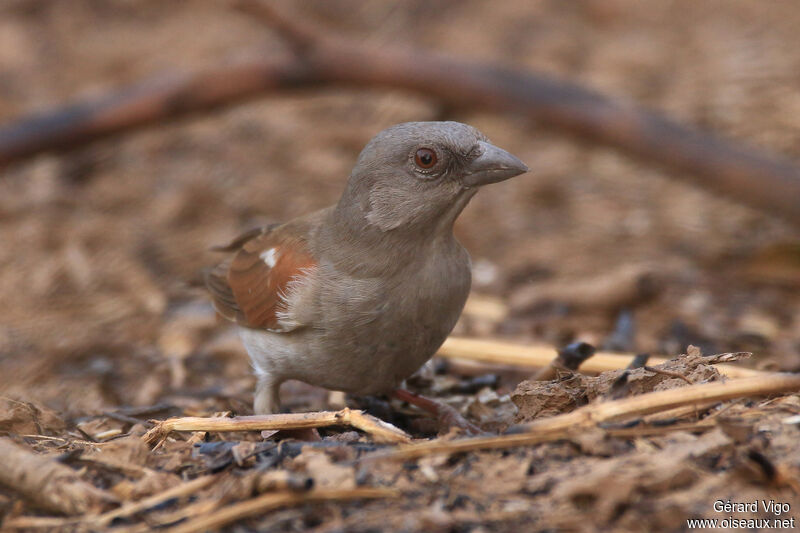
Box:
[462,141,529,187]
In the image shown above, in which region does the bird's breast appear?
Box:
[308,242,471,392]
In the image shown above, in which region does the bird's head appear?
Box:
[337,121,529,233]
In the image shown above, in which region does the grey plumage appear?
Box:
[206,121,528,413]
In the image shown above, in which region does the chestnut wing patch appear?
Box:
[227,234,315,331]
[205,227,316,332]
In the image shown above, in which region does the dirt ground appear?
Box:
[1,1,799,531]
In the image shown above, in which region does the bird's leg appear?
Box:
[254,375,281,415]
[393,388,483,436]
[254,376,320,441]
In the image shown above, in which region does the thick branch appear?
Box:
[0,57,315,166]
[1,12,800,224]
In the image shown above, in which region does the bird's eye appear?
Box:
[414,148,437,169]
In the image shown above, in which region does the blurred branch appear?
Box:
[1,2,800,225]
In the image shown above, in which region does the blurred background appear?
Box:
[0,0,798,416]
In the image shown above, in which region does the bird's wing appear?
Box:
[208,224,278,252]
[205,224,316,332]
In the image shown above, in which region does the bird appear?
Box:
[205,121,528,423]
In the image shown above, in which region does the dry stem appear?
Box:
[143,408,411,446]
[4,475,217,530]
[367,372,800,461]
[436,337,764,379]
[90,475,216,528]
[164,487,397,533]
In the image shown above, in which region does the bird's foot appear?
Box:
[393,388,483,436]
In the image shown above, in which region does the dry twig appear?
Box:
[436,336,764,379]
[89,475,216,529]
[367,372,800,461]
[164,487,397,533]
[641,401,718,423]
[143,408,411,446]
[643,365,694,385]
[5,475,217,530]
[605,420,717,438]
